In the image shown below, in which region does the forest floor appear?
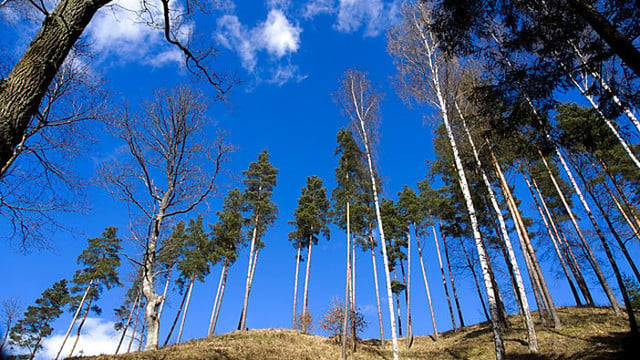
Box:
[78,306,638,359]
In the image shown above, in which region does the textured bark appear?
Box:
[566,0,640,78]
[292,246,301,329]
[176,276,195,344]
[209,263,229,335]
[369,235,385,348]
[416,225,439,341]
[442,229,464,327]
[0,0,109,172]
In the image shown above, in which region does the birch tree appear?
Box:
[100,86,230,349]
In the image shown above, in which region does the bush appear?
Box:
[294,311,314,334]
[320,298,367,344]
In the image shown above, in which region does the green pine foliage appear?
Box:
[289,175,331,249]
[211,188,246,266]
[243,149,279,247]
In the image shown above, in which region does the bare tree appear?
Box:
[0,0,234,176]
[0,296,22,353]
[100,86,231,349]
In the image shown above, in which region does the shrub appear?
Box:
[320,298,367,344]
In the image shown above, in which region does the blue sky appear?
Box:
[0,0,633,357]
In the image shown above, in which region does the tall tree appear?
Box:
[10,280,70,360]
[100,86,230,349]
[57,227,122,359]
[0,0,232,174]
[337,69,399,360]
[0,297,21,353]
[238,149,278,331]
[289,175,330,333]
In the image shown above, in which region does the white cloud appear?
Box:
[39,317,140,359]
[303,0,400,36]
[215,8,304,85]
[303,0,336,19]
[87,0,189,67]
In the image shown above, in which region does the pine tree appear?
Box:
[10,280,70,360]
[238,149,278,330]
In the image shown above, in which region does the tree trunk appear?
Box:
[461,238,490,322]
[116,292,140,354]
[540,149,622,314]
[292,245,301,329]
[398,258,412,346]
[209,264,226,336]
[370,234,385,348]
[566,0,640,78]
[600,159,640,234]
[442,229,464,327]
[0,0,110,173]
[176,275,195,344]
[210,263,229,335]
[350,232,357,352]
[163,282,190,347]
[68,293,94,357]
[483,240,509,331]
[127,297,141,353]
[415,225,439,341]
[523,170,583,306]
[302,237,313,333]
[341,201,351,360]
[431,220,457,332]
[393,270,403,338]
[158,266,174,321]
[239,215,260,331]
[601,176,640,244]
[55,279,94,360]
[405,226,413,350]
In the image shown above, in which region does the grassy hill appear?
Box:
[81,307,638,359]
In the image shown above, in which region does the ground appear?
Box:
[77,307,639,359]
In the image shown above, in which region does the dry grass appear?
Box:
[79,306,638,359]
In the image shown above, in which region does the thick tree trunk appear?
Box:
[0,0,110,173]
[210,263,229,335]
[523,171,583,306]
[369,235,385,348]
[176,275,195,344]
[292,245,301,329]
[163,282,190,347]
[542,149,621,314]
[302,237,313,333]
[442,229,465,327]
[239,217,259,331]
[341,201,351,360]
[416,224,439,341]
[55,280,94,360]
[137,319,146,351]
[566,0,640,78]
[116,292,140,354]
[431,220,457,332]
[68,293,94,357]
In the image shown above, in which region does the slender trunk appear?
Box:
[370,235,385,348]
[341,201,351,360]
[209,264,226,336]
[600,159,640,235]
[399,258,412,345]
[302,237,313,333]
[352,88,399,360]
[565,0,640,78]
[602,175,640,243]
[416,225,439,341]
[490,145,561,329]
[292,245,302,329]
[29,336,42,360]
[350,233,357,352]
[483,240,509,330]
[116,292,140,354]
[558,223,596,306]
[405,226,413,350]
[137,319,146,351]
[210,264,229,335]
[393,270,403,338]
[431,220,457,331]
[158,266,174,321]
[443,228,465,327]
[68,293,94,357]
[541,149,622,314]
[461,238,490,321]
[176,275,195,344]
[0,0,110,172]
[127,297,141,353]
[163,282,190,346]
[523,170,583,306]
[55,279,94,360]
[239,214,260,331]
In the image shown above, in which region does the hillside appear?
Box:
[80,307,637,359]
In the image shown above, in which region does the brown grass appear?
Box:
[79,306,638,359]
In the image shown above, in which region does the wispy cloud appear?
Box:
[303,0,401,36]
[215,8,304,85]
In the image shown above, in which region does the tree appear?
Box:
[100,86,231,349]
[57,226,122,359]
[10,280,70,360]
[0,0,233,176]
[238,149,278,331]
[208,188,245,335]
[289,175,330,333]
[320,299,367,346]
[0,297,21,353]
[337,69,399,360]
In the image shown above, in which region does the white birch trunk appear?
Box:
[292,245,301,329]
[302,237,313,328]
[176,276,195,344]
[210,264,229,335]
[341,201,351,360]
[406,225,413,350]
[158,266,173,321]
[239,217,259,330]
[209,265,226,335]
[370,235,385,348]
